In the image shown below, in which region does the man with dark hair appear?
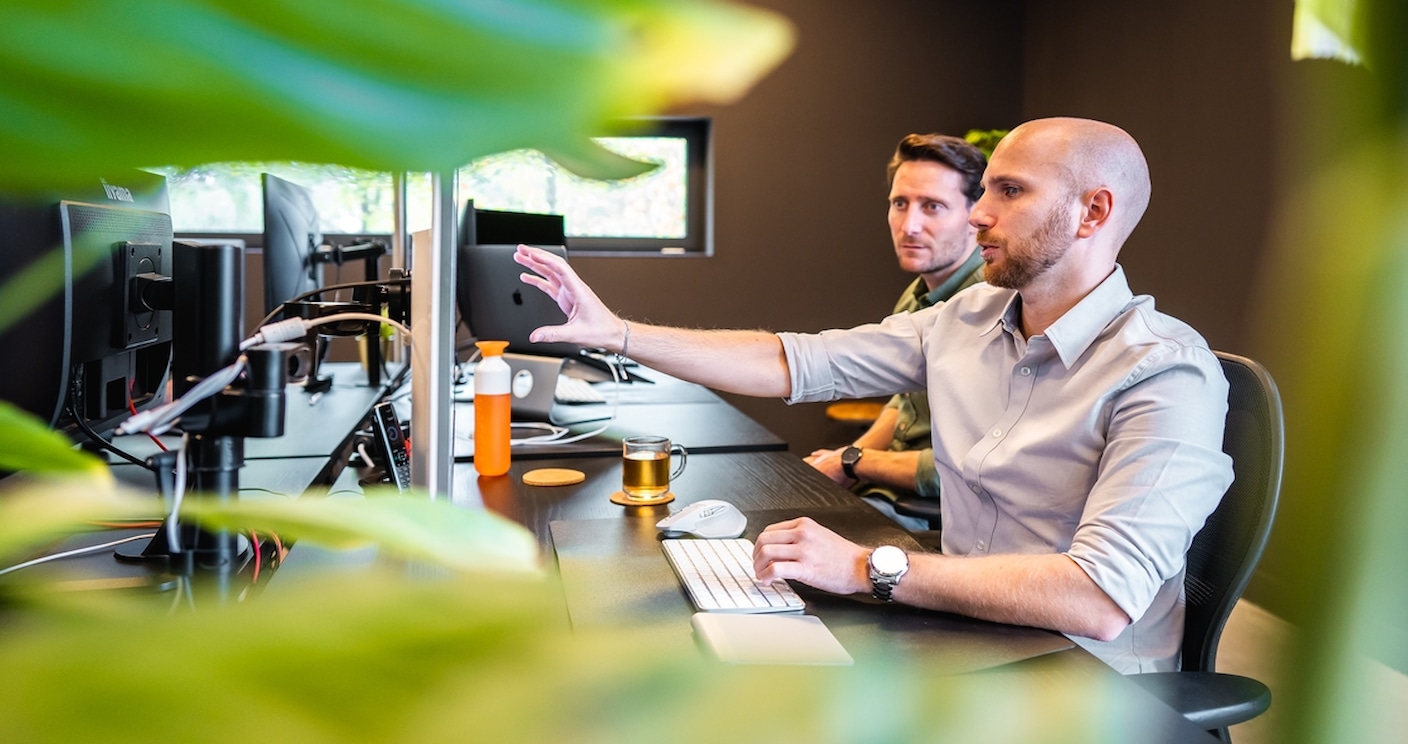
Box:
[513,118,1233,673]
[804,133,988,530]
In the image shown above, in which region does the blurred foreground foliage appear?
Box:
[1265,1,1408,742]
[0,0,795,192]
[0,474,1159,743]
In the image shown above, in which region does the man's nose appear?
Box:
[903,210,926,234]
[969,197,993,230]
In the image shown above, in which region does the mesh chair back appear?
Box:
[1181,351,1284,672]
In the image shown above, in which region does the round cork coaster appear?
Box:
[609,490,675,506]
[522,468,586,487]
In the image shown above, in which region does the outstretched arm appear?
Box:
[513,245,792,397]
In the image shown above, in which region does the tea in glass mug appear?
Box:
[622,435,687,500]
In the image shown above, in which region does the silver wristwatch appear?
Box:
[867,545,909,602]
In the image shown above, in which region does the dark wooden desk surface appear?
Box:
[452,450,1219,742]
[452,373,787,461]
[112,362,390,462]
[456,451,1074,672]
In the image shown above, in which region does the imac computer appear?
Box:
[456,203,644,382]
[456,204,576,357]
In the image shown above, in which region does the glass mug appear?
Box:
[621,435,687,500]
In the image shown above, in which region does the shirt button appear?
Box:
[977,540,987,551]
[1020,366,1032,376]
[970,484,980,493]
[992,429,1002,438]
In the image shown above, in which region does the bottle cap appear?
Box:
[475,340,509,356]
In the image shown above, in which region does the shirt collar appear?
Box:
[1044,265,1135,367]
[993,265,1135,367]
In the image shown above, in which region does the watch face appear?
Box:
[870,545,907,576]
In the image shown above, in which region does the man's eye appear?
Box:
[1003,186,1021,197]
[924,201,944,212]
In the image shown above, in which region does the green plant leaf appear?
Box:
[0,478,150,568]
[0,402,108,477]
[0,0,794,192]
[0,566,1149,743]
[179,491,543,575]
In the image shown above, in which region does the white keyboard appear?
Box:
[555,375,605,404]
[662,538,805,613]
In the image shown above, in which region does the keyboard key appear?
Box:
[662,538,805,613]
[555,375,605,404]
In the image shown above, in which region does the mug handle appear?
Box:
[670,444,688,480]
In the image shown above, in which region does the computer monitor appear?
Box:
[260,173,323,316]
[0,169,174,440]
[456,204,584,358]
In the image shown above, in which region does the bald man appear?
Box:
[513,118,1233,674]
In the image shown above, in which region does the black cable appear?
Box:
[258,276,412,328]
[65,396,153,471]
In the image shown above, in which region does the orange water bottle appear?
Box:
[473,340,512,476]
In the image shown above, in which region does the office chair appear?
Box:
[1128,351,1283,741]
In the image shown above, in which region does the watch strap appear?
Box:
[872,576,899,602]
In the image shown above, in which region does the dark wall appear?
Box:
[1021,0,1286,354]
[571,0,1025,455]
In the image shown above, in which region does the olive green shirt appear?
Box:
[858,249,985,503]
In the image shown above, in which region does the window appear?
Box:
[157,116,712,256]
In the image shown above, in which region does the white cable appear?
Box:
[238,317,308,349]
[241,313,411,351]
[356,441,376,468]
[167,434,187,553]
[507,359,625,447]
[303,312,411,340]
[0,533,157,576]
[121,312,412,437]
[116,356,247,436]
[510,422,571,444]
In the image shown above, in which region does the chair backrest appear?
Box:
[1181,351,1285,672]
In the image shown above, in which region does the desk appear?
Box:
[456,452,1071,670]
[114,362,392,463]
[450,450,1219,742]
[453,372,786,460]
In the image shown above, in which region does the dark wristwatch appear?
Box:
[840,446,864,480]
[867,545,909,602]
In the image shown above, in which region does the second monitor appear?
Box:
[457,205,582,360]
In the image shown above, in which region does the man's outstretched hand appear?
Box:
[513,244,626,352]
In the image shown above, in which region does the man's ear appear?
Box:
[1076,187,1113,238]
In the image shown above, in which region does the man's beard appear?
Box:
[980,203,1072,289]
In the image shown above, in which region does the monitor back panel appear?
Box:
[459,242,586,359]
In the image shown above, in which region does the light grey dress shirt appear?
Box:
[778,265,1234,673]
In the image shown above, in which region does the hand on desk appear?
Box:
[752,517,870,596]
[803,447,856,487]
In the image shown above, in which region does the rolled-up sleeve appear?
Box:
[778,311,934,405]
[1065,347,1234,622]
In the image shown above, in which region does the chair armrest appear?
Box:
[891,494,943,522]
[1128,670,1271,730]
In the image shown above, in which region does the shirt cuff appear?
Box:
[913,449,942,500]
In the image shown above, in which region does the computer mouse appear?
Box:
[655,499,747,539]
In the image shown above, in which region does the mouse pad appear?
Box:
[548,506,1074,675]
